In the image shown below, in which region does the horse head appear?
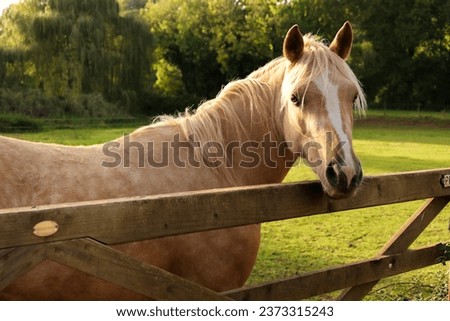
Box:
[281,22,366,199]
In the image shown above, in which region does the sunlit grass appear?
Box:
[7,126,140,145]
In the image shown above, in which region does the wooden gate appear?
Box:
[1,168,449,300]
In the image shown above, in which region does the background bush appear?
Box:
[0,88,122,118]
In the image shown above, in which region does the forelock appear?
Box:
[281,34,366,113]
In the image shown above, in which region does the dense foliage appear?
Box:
[0,0,448,118]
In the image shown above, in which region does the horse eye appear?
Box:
[291,94,300,106]
[353,95,358,108]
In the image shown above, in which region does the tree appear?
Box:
[145,0,223,99]
[145,0,277,100]
[0,0,155,110]
[2,0,448,115]
[354,0,450,109]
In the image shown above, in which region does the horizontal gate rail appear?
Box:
[223,244,447,300]
[0,168,449,249]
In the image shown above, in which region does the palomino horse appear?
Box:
[0,22,366,299]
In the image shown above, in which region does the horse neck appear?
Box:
[181,70,293,186]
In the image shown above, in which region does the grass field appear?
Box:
[3,109,450,300]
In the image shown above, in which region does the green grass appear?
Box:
[254,121,450,300]
[364,108,449,121]
[2,113,450,300]
[8,127,138,145]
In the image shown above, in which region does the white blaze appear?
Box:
[313,72,354,169]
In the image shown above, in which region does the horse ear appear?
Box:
[330,21,353,60]
[283,25,304,63]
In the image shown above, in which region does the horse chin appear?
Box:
[324,188,357,200]
[321,181,360,200]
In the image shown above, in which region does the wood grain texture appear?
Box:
[1,169,449,249]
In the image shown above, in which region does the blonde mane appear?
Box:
[180,78,281,144]
[152,77,283,146]
[145,77,283,185]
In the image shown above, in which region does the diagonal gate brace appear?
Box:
[337,196,450,300]
[0,245,47,292]
[46,238,229,301]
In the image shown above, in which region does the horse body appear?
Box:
[0,83,289,300]
[0,22,366,299]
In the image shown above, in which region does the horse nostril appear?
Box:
[326,160,349,190]
[326,160,339,187]
[326,160,362,194]
[351,166,363,186]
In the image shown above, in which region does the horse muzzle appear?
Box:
[322,159,363,199]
